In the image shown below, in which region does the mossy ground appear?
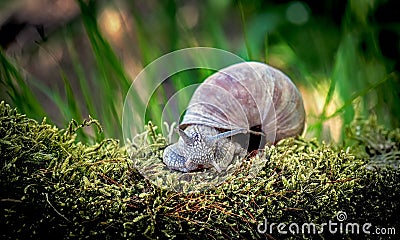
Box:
[0,101,399,239]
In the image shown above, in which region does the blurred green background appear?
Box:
[0,0,399,144]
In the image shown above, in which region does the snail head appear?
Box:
[178,127,221,172]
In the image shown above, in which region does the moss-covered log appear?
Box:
[0,101,399,239]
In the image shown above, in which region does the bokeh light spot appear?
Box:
[286,1,310,25]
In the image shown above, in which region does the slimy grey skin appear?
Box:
[163,62,306,173]
[163,125,249,172]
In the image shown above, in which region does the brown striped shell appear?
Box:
[179,61,305,144]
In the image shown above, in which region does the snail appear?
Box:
[163,62,305,172]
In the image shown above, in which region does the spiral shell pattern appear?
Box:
[180,61,305,144]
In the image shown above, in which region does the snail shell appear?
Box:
[180,61,305,143]
[163,61,305,172]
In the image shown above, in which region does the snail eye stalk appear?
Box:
[178,128,194,145]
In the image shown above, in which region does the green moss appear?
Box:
[0,101,399,239]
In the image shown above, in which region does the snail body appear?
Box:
[163,62,305,172]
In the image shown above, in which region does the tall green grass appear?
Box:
[0,0,398,143]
